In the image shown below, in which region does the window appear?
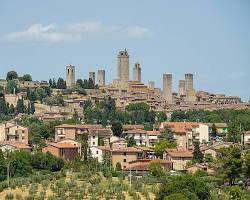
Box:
[93,136,95,139]
[93,142,95,145]
[96,151,98,154]
[123,159,126,163]
[123,166,126,169]
[123,152,126,156]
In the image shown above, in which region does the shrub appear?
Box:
[5,193,14,200]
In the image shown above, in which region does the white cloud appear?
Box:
[7,23,80,43]
[6,22,151,43]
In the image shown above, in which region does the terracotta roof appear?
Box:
[110,138,127,144]
[111,147,143,153]
[146,130,161,136]
[124,129,147,134]
[48,142,80,149]
[166,149,193,158]
[55,124,102,129]
[0,142,31,149]
[93,146,111,151]
[206,123,228,128]
[125,159,172,171]
[123,124,144,130]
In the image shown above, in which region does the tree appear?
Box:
[21,74,32,81]
[6,80,17,94]
[0,98,8,115]
[242,150,250,182]
[217,146,243,185]
[192,141,203,163]
[52,78,57,88]
[157,174,210,200]
[57,78,66,89]
[149,161,165,178]
[164,193,188,200]
[127,136,136,147]
[154,140,177,158]
[211,123,217,138]
[6,71,18,81]
[30,102,35,114]
[49,79,53,88]
[111,122,123,137]
[16,98,25,114]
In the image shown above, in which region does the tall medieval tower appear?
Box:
[66,64,75,88]
[117,49,129,88]
[133,63,141,82]
[163,74,173,104]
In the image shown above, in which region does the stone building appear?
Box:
[133,63,141,82]
[163,74,173,104]
[185,73,196,101]
[117,49,129,89]
[178,80,185,96]
[97,70,105,86]
[66,64,75,88]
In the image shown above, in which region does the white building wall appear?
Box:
[90,147,103,162]
[199,124,209,143]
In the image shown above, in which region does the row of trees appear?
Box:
[0,150,64,181]
[84,99,167,129]
[6,71,32,81]
[0,97,35,122]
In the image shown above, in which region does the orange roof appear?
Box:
[161,122,201,134]
[123,124,144,130]
[111,147,143,153]
[166,149,193,158]
[124,129,147,134]
[126,159,172,171]
[55,124,102,129]
[146,130,161,136]
[0,142,31,149]
[48,142,80,149]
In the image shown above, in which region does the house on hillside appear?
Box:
[163,149,193,170]
[0,122,28,144]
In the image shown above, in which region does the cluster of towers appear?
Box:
[163,73,195,103]
[65,65,105,88]
[65,48,195,104]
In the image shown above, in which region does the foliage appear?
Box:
[164,193,188,200]
[154,140,176,158]
[127,136,136,147]
[192,141,204,163]
[111,122,123,137]
[157,174,210,200]
[149,161,165,178]
[216,146,243,185]
[6,71,18,81]
[20,74,32,81]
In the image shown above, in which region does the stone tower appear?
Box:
[133,63,141,82]
[185,73,196,101]
[178,80,185,96]
[89,72,95,85]
[163,74,172,104]
[117,49,129,88]
[97,69,105,86]
[148,81,155,90]
[66,64,75,88]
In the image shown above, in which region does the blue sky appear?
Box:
[0,0,249,101]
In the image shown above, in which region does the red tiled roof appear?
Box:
[0,142,31,149]
[123,124,144,130]
[111,147,143,153]
[166,149,193,158]
[124,129,147,134]
[48,142,80,149]
[146,130,161,136]
[55,124,102,129]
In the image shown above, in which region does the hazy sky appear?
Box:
[0,0,249,101]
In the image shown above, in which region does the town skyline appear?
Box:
[0,0,249,101]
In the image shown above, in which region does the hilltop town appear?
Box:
[0,49,250,199]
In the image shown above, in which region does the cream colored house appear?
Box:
[164,149,193,171]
